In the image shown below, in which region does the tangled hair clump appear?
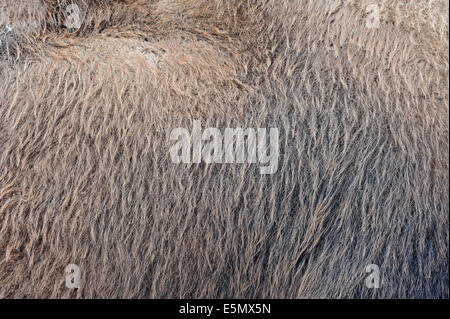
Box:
[0,0,448,298]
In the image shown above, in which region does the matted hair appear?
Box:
[0,0,448,298]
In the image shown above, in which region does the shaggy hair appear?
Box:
[0,0,448,298]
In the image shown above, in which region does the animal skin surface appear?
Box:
[0,0,448,298]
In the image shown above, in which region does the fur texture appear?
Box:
[0,0,448,298]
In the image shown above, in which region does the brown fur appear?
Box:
[0,0,448,298]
